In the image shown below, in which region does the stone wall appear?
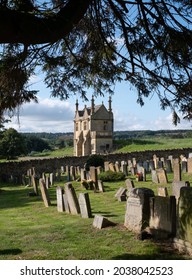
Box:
[0,147,192,182]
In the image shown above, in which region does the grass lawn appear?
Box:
[1,172,192,260]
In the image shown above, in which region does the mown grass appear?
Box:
[1,172,192,260]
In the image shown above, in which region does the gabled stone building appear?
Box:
[74,96,113,156]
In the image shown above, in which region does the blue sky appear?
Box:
[4,74,192,133]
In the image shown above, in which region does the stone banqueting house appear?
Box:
[73,96,113,156]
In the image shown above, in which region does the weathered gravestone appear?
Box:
[124,188,154,233]
[172,181,190,202]
[39,178,51,207]
[115,187,127,201]
[174,188,192,255]
[173,160,181,181]
[56,186,65,212]
[64,183,80,215]
[156,168,168,184]
[93,215,116,229]
[125,178,135,196]
[151,170,159,183]
[149,196,176,238]
[78,193,92,218]
[109,162,116,172]
[157,187,168,197]
[187,157,192,173]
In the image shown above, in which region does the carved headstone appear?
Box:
[124,188,154,233]
[39,178,51,207]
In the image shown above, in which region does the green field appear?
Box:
[1,171,192,260]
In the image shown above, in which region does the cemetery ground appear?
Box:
[0,172,192,260]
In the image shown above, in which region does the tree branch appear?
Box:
[0,0,93,45]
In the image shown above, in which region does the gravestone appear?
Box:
[187,158,192,173]
[122,163,128,176]
[104,161,110,171]
[98,180,104,192]
[124,188,154,233]
[93,215,116,229]
[149,160,155,171]
[56,186,65,212]
[64,183,80,215]
[143,161,149,173]
[45,175,50,189]
[50,173,54,186]
[125,178,135,196]
[156,168,168,184]
[39,178,51,207]
[80,168,86,181]
[109,162,116,172]
[70,166,76,180]
[157,161,164,169]
[165,159,172,173]
[157,187,168,197]
[151,170,159,183]
[173,160,181,181]
[31,175,39,195]
[176,188,192,252]
[172,181,190,202]
[181,161,187,173]
[63,193,70,213]
[115,162,120,172]
[78,193,92,218]
[89,166,98,190]
[115,187,127,201]
[149,196,176,238]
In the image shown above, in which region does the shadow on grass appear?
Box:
[0,185,42,210]
[0,249,22,255]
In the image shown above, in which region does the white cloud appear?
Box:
[5,98,75,133]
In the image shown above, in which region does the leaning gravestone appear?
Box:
[124,188,154,233]
[125,178,135,196]
[64,183,80,215]
[93,215,116,229]
[156,168,168,184]
[78,193,92,218]
[56,186,65,212]
[115,187,127,201]
[39,178,51,207]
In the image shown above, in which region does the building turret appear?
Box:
[91,95,95,114]
[108,96,112,112]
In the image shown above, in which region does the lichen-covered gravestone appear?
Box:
[124,188,154,233]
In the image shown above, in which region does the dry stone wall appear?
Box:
[0,148,192,183]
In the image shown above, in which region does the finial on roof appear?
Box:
[108,95,112,112]
[75,99,79,112]
[91,95,95,114]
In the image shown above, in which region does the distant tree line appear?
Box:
[0,128,51,160]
